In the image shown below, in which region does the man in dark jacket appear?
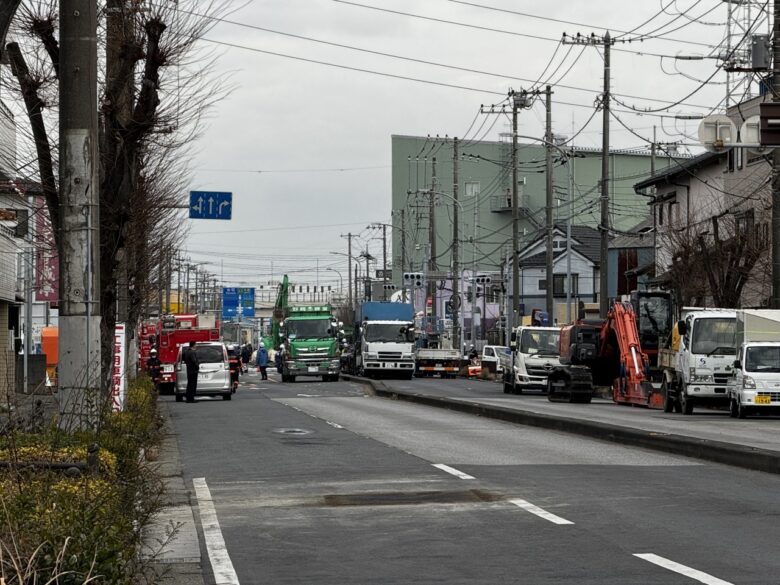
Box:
[147,348,162,390]
[184,341,200,402]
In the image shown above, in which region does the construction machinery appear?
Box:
[547,301,659,406]
[263,275,289,350]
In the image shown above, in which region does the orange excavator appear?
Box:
[548,301,661,407]
[605,301,662,408]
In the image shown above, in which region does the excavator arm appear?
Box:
[604,301,662,408]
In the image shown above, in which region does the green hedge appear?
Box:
[0,377,164,584]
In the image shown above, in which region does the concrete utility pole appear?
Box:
[545,85,555,319]
[599,33,612,319]
[341,233,353,310]
[59,0,101,427]
[772,0,780,308]
[429,157,438,324]
[511,94,520,330]
[400,210,407,302]
[452,137,460,346]
[382,224,388,300]
[563,31,613,318]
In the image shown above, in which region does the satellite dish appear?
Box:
[740,115,766,156]
[698,115,737,152]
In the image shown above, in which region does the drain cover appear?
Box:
[273,428,313,436]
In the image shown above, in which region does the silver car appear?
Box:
[175,342,232,401]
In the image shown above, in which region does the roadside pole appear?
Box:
[772,0,780,308]
[58,0,101,428]
[545,85,554,319]
[452,137,460,347]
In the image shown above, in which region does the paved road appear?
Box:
[381,375,780,454]
[167,369,779,585]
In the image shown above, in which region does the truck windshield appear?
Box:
[690,318,736,355]
[520,330,560,355]
[286,319,331,339]
[745,346,780,372]
[364,324,409,343]
[637,295,671,350]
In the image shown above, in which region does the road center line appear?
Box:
[633,554,734,585]
[509,498,574,525]
[193,478,240,585]
[326,420,344,429]
[432,463,476,480]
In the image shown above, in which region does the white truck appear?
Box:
[354,301,416,379]
[659,308,736,415]
[499,326,561,394]
[730,309,780,418]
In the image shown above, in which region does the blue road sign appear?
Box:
[190,191,232,220]
[222,287,255,319]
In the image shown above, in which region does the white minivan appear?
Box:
[175,342,232,401]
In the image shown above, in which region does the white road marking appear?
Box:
[296,393,321,397]
[509,498,574,525]
[634,554,734,585]
[326,421,344,429]
[432,463,476,480]
[193,478,240,585]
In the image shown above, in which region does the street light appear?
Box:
[326,267,343,300]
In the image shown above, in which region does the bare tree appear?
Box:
[3,0,233,392]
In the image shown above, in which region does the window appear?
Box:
[658,203,664,226]
[553,274,578,297]
[465,182,481,197]
[538,279,547,291]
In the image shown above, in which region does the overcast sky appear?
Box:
[184,0,768,291]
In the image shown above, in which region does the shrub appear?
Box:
[0,376,165,584]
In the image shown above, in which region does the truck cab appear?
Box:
[671,309,736,414]
[280,305,342,383]
[501,326,561,394]
[730,310,780,418]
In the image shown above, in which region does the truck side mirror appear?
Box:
[677,320,687,336]
[733,360,741,369]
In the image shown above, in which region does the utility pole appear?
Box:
[563,31,614,318]
[400,210,407,303]
[481,92,535,331]
[772,0,780,308]
[429,157,438,325]
[341,233,353,310]
[382,224,388,300]
[545,85,554,319]
[566,144,576,324]
[59,0,101,427]
[599,33,613,318]
[452,137,460,347]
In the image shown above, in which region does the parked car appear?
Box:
[175,342,233,402]
[481,345,509,374]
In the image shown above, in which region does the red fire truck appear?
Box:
[139,319,158,373]
[155,314,221,393]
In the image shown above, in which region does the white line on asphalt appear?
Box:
[326,421,344,429]
[432,463,476,480]
[633,554,734,585]
[192,478,240,585]
[509,498,574,525]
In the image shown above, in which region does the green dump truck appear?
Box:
[280,305,342,382]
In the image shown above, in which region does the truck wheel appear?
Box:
[680,386,694,415]
[729,397,739,418]
[289,376,296,383]
[736,398,748,419]
[662,379,674,413]
[502,374,513,394]
[222,392,232,401]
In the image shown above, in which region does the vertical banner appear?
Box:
[112,323,127,412]
[35,196,59,304]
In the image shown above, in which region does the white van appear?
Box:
[175,342,232,402]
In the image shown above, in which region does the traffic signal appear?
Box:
[475,275,492,285]
[383,284,397,291]
[404,272,424,287]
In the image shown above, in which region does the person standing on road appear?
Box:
[146,348,162,391]
[256,342,269,380]
[241,344,252,373]
[184,340,200,402]
[274,345,284,373]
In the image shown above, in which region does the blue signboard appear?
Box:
[222,287,255,319]
[190,191,232,220]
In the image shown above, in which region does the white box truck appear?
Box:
[730,310,780,418]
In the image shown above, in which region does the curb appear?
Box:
[341,375,780,475]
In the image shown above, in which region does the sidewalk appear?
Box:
[141,401,206,584]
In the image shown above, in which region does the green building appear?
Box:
[390,134,675,283]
